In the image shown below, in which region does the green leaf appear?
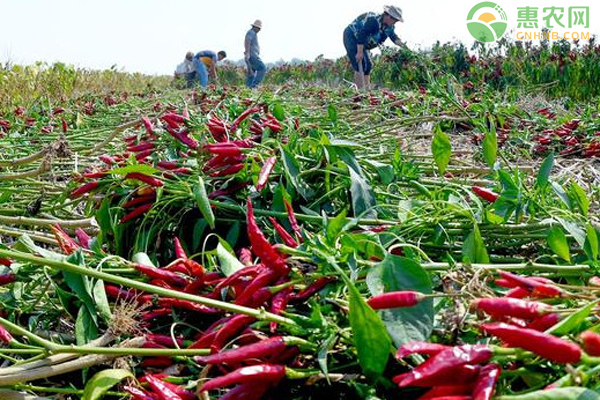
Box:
[328,145,362,175]
[482,128,497,168]
[462,225,490,264]
[110,164,159,176]
[280,146,314,200]
[547,227,571,263]
[132,252,155,267]
[82,369,133,400]
[349,168,377,219]
[326,209,348,244]
[317,333,337,383]
[92,280,112,323]
[536,153,554,189]
[365,160,394,185]
[75,306,98,346]
[193,177,215,230]
[431,128,451,174]
[327,104,337,123]
[584,224,599,261]
[348,284,391,379]
[272,103,285,121]
[551,181,571,209]
[495,387,600,400]
[216,242,246,277]
[366,255,434,347]
[549,300,597,335]
[557,218,587,247]
[570,181,590,217]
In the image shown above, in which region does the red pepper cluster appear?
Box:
[102,200,334,399]
[394,342,499,400]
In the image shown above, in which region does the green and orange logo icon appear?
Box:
[467,2,509,42]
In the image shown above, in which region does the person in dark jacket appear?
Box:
[343,5,404,90]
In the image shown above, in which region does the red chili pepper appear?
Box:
[504,287,530,299]
[481,323,581,364]
[201,364,285,392]
[0,324,13,344]
[161,112,186,127]
[526,313,560,331]
[216,382,271,400]
[146,334,184,348]
[61,117,68,133]
[289,277,336,304]
[210,163,245,177]
[0,258,11,267]
[165,126,199,149]
[472,186,499,203]
[471,297,550,320]
[203,143,243,156]
[580,330,600,356]
[472,364,501,400]
[211,314,256,353]
[213,265,260,293]
[141,308,172,321]
[204,154,246,171]
[50,224,79,254]
[246,199,288,274]
[419,384,474,399]
[127,142,154,152]
[70,181,99,198]
[0,273,16,286]
[245,286,275,308]
[125,172,164,187]
[122,194,156,208]
[396,341,450,359]
[196,336,287,365]
[82,171,107,179]
[133,264,190,287]
[120,203,153,223]
[367,290,425,310]
[156,161,179,170]
[283,198,302,241]
[141,116,154,136]
[98,154,116,165]
[238,248,254,266]
[530,283,563,298]
[123,385,160,400]
[230,107,261,132]
[144,374,185,400]
[256,156,277,191]
[268,217,298,248]
[104,284,152,304]
[74,228,91,249]
[235,268,280,306]
[394,364,481,388]
[269,285,293,333]
[173,237,187,260]
[157,298,219,314]
[396,345,492,387]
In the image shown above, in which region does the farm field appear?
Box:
[2,40,600,399]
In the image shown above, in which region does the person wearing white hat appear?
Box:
[343,5,404,90]
[244,20,266,88]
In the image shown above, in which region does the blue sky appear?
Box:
[0,0,597,75]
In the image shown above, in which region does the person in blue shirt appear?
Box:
[343,5,404,90]
[244,20,266,88]
[193,50,227,88]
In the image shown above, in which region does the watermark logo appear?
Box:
[466,1,509,42]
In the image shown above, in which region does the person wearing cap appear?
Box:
[174,51,196,88]
[193,50,228,88]
[344,5,404,90]
[244,20,266,88]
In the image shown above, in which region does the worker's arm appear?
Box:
[244,34,251,60]
[356,44,364,63]
[210,64,218,82]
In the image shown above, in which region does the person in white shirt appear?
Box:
[174,52,195,88]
